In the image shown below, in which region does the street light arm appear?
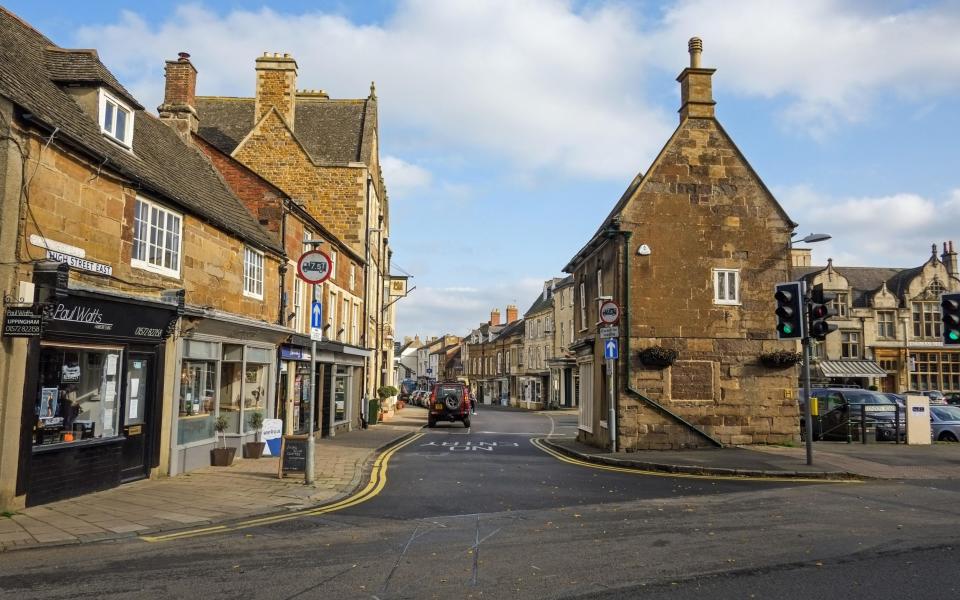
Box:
[382,286,416,314]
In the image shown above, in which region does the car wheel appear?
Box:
[463,418,471,428]
[939,431,958,442]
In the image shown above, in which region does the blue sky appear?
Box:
[9,0,959,340]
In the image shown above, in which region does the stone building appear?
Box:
[563,39,799,451]
[547,275,577,408]
[159,52,370,440]
[0,8,290,508]
[522,280,563,409]
[794,243,960,392]
[193,53,397,409]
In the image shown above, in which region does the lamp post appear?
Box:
[792,232,832,465]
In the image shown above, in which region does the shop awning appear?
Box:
[818,360,888,378]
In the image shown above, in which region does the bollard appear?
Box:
[860,404,867,445]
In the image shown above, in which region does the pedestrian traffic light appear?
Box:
[808,283,838,340]
[774,282,804,339]
[941,292,960,345]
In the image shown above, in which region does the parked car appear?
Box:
[800,388,903,441]
[428,381,471,428]
[882,392,906,409]
[930,405,960,442]
[903,390,948,405]
[942,392,960,406]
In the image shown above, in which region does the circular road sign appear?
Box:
[599,300,621,325]
[297,250,333,285]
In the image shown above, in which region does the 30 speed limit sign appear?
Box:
[599,300,620,325]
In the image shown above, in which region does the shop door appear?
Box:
[121,354,152,482]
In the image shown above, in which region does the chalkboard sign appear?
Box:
[278,435,309,479]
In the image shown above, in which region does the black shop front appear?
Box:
[17,289,179,506]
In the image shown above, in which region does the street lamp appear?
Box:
[792,232,832,466]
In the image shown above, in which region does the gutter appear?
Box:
[612,225,722,448]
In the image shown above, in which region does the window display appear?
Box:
[35,345,122,446]
[178,360,216,444]
[334,366,348,422]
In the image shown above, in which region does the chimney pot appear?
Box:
[688,37,703,68]
[676,36,716,121]
[178,51,191,61]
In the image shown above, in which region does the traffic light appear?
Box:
[808,283,838,340]
[941,292,960,345]
[774,282,804,339]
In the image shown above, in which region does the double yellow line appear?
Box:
[142,432,425,543]
[530,438,860,484]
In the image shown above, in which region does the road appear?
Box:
[1,407,959,599]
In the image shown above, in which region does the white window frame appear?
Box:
[328,290,336,333]
[351,302,359,344]
[712,268,740,305]
[578,361,594,432]
[131,196,182,278]
[243,247,264,300]
[293,269,304,332]
[330,250,338,281]
[596,268,603,299]
[341,297,349,342]
[579,282,587,331]
[98,88,134,148]
[349,264,356,291]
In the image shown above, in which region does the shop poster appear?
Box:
[261,418,283,456]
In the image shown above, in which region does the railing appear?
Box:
[810,402,903,444]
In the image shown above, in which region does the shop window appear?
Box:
[334,366,349,422]
[178,360,216,445]
[35,345,122,446]
[243,361,268,421]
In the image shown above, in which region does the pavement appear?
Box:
[0,406,427,552]
[543,435,960,480]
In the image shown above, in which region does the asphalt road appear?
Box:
[2,407,960,599]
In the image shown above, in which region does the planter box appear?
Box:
[243,442,265,459]
[210,447,236,467]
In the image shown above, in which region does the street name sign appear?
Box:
[599,326,619,338]
[297,250,333,285]
[599,300,620,325]
[604,338,619,360]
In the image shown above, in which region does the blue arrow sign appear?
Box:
[604,338,619,360]
[311,301,323,329]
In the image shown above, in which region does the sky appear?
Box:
[8,0,960,341]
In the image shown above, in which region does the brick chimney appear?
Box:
[158,52,199,141]
[677,37,716,121]
[490,308,501,326]
[255,52,298,127]
[506,304,518,324]
[942,241,958,277]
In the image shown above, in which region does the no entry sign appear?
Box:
[297,250,333,285]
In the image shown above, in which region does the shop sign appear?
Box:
[261,419,283,456]
[280,345,312,361]
[43,296,175,340]
[46,250,113,276]
[3,307,42,337]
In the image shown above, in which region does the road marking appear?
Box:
[141,433,425,543]
[529,438,862,484]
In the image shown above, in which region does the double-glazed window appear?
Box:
[99,89,133,147]
[713,269,740,305]
[132,197,182,278]
[243,247,264,299]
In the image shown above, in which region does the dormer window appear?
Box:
[99,89,133,147]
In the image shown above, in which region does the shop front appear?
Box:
[316,343,367,436]
[278,339,314,435]
[169,313,289,475]
[19,290,179,507]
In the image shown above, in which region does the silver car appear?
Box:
[930,405,960,442]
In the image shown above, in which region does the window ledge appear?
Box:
[131,259,180,280]
[243,290,264,301]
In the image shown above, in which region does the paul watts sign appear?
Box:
[44,296,176,340]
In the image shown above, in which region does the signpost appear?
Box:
[297,244,333,484]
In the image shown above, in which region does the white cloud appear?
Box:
[651,0,960,136]
[77,1,672,181]
[380,155,432,199]
[777,185,960,267]
[395,277,544,339]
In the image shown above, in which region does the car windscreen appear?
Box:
[843,391,892,405]
[932,406,960,421]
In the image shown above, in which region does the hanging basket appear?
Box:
[639,346,678,368]
[759,350,803,369]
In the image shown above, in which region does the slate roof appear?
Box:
[795,265,906,307]
[195,95,378,166]
[0,8,281,254]
[497,318,526,339]
[42,47,141,109]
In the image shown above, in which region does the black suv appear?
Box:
[800,388,903,441]
[428,381,471,428]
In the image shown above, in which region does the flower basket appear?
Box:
[759,350,803,369]
[639,346,678,368]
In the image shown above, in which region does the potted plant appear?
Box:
[639,345,678,368]
[244,411,265,459]
[378,385,399,410]
[210,415,236,466]
[759,350,803,369]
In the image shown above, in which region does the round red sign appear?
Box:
[297,250,333,284]
[599,300,620,325]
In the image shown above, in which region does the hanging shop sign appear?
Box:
[3,307,42,337]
